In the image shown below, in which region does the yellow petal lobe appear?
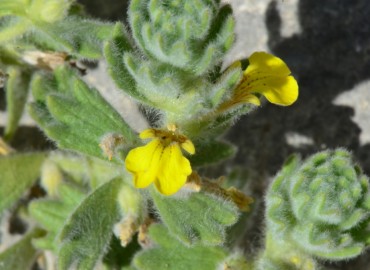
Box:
[217,51,298,110]
[139,129,156,139]
[241,94,261,106]
[125,139,163,188]
[181,139,195,155]
[125,128,195,195]
[243,52,298,106]
[155,144,192,195]
[259,75,298,106]
[247,51,291,76]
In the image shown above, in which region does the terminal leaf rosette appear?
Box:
[104,0,244,134]
[129,0,234,75]
[266,149,370,260]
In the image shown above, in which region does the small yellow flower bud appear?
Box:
[29,0,72,23]
[40,159,63,197]
[117,184,145,217]
[0,138,14,156]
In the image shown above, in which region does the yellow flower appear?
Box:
[219,52,298,110]
[125,127,195,195]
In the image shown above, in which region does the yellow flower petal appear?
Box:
[241,93,261,106]
[139,128,157,139]
[246,51,291,76]
[181,139,195,155]
[216,52,298,111]
[240,52,298,106]
[125,139,163,188]
[125,127,195,195]
[260,75,298,105]
[155,144,192,195]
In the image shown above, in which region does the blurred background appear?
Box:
[1,0,369,268]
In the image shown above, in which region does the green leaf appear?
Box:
[58,177,123,270]
[151,188,239,246]
[207,64,242,108]
[0,229,44,270]
[31,16,113,59]
[0,17,30,44]
[29,73,54,102]
[0,46,23,65]
[0,0,72,23]
[134,224,228,270]
[29,183,86,251]
[4,67,31,140]
[0,152,46,215]
[190,140,236,167]
[29,67,137,160]
[48,151,124,189]
[104,22,145,102]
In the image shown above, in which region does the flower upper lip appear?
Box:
[218,51,299,111]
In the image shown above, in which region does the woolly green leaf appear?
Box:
[27,0,72,23]
[30,72,58,103]
[128,0,148,54]
[214,13,235,52]
[204,105,254,137]
[205,4,234,48]
[58,177,123,270]
[29,67,137,160]
[104,22,145,102]
[123,53,184,110]
[29,183,86,251]
[46,94,115,141]
[190,140,236,167]
[151,188,239,246]
[207,64,242,108]
[191,4,234,75]
[28,102,105,158]
[4,67,31,140]
[0,152,46,215]
[193,43,218,76]
[33,16,113,59]
[134,224,228,270]
[0,46,22,65]
[0,0,22,17]
[48,151,124,189]
[0,0,72,23]
[72,79,135,142]
[28,102,106,158]
[0,17,30,44]
[0,229,44,270]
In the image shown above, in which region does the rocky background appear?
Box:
[1,0,370,269]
